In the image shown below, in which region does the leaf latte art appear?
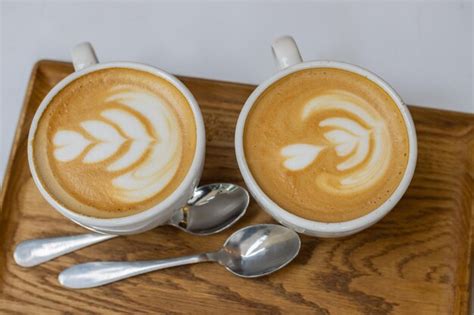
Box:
[280,90,391,195]
[244,68,409,222]
[52,89,181,203]
[32,68,197,218]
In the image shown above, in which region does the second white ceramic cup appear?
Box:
[28,43,206,235]
[235,36,417,237]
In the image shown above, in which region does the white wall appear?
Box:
[1,1,473,182]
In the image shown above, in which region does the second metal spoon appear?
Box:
[59,224,301,289]
[14,183,249,267]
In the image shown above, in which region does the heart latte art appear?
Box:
[32,68,196,218]
[244,68,409,222]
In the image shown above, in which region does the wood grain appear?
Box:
[1,60,473,314]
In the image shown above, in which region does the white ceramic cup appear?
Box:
[235,36,417,237]
[28,42,206,235]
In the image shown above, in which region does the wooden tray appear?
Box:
[1,60,473,314]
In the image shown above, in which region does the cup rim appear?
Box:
[27,61,206,228]
[235,60,417,235]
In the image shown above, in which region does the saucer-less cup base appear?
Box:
[27,43,206,235]
[235,36,417,237]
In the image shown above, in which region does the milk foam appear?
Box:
[53,130,91,162]
[280,90,390,194]
[32,67,197,218]
[52,87,181,203]
[280,144,325,171]
[244,67,409,222]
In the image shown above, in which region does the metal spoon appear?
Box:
[59,224,300,289]
[14,183,249,267]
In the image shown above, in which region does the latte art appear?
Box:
[280,90,391,195]
[32,68,196,218]
[244,68,409,222]
[52,88,181,203]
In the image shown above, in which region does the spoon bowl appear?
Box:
[169,183,249,235]
[219,224,301,277]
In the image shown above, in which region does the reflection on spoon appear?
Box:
[58,224,301,289]
[13,183,249,267]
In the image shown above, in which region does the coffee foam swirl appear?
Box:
[243,67,409,222]
[32,68,196,218]
[280,90,390,194]
[52,87,181,203]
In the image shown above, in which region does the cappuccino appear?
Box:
[32,68,196,218]
[244,68,409,222]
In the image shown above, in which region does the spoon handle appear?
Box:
[59,253,214,289]
[14,233,117,267]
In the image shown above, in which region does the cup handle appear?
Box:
[71,42,99,71]
[271,36,303,71]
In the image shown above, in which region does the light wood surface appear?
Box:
[1,60,473,314]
